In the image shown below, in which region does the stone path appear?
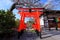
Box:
[0,29,60,40]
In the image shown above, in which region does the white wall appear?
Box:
[40,16,44,25]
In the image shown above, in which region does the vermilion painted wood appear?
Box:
[17,8,43,32]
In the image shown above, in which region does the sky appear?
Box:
[0,0,60,25]
[0,0,47,19]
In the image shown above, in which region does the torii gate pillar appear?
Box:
[17,8,43,38]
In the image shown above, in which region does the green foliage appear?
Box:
[15,19,20,28]
[26,20,35,29]
[0,10,16,33]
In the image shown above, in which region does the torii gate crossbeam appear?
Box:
[17,8,43,39]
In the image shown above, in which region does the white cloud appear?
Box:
[0,0,13,10]
[0,0,13,5]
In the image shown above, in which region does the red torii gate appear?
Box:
[17,8,43,38]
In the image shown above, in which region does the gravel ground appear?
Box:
[0,29,60,40]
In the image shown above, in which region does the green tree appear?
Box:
[15,19,20,28]
[0,10,16,33]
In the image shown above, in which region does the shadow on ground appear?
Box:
[42,29,60,39]
[0,29,60,40]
